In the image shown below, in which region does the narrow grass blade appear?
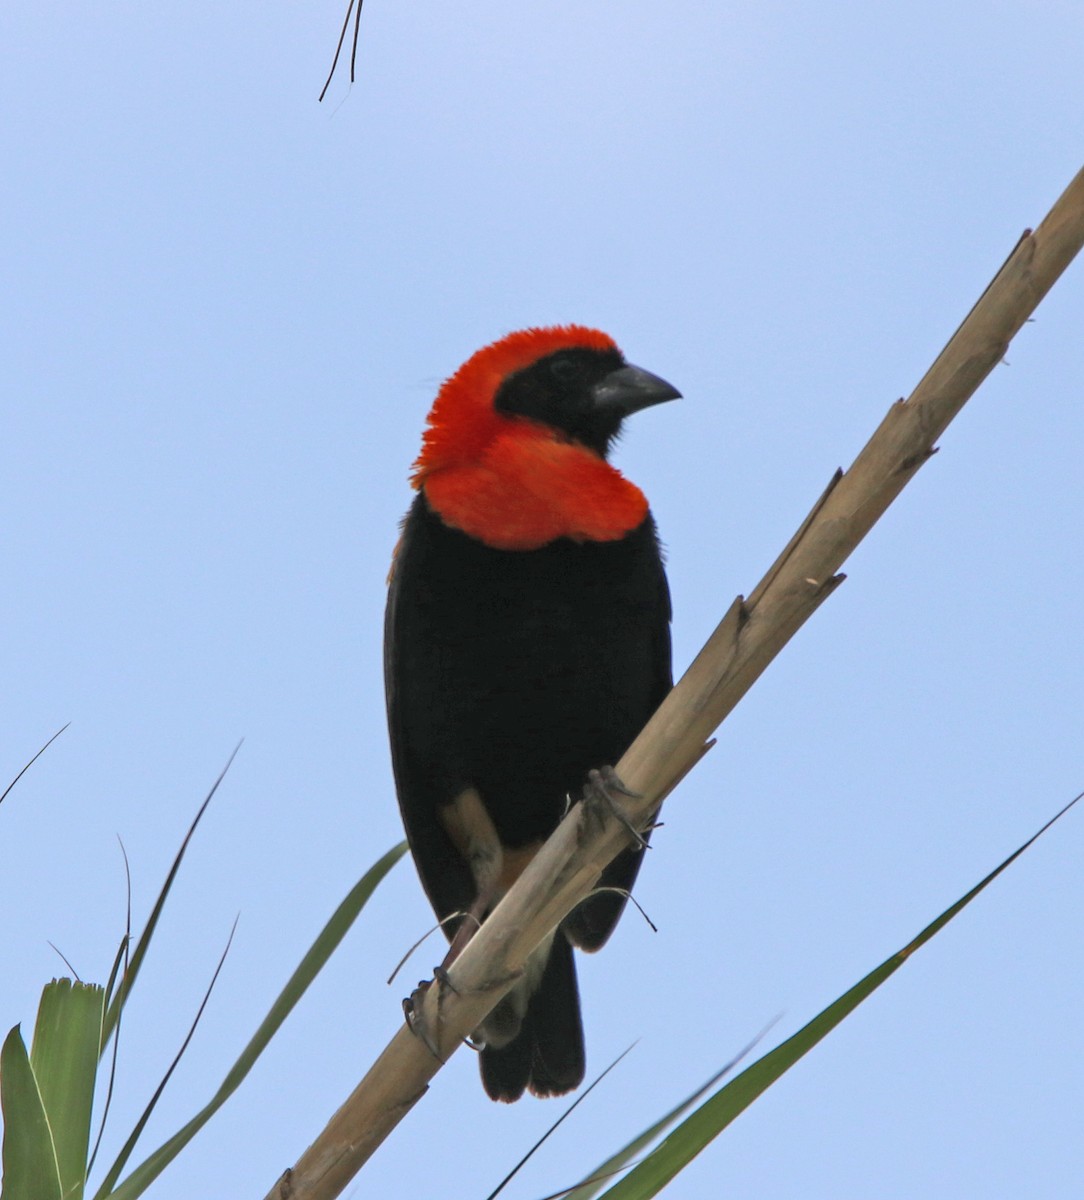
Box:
[98,840,407,1200]
[0,723,70,809]
[1,1026,62,1200]
[597,792,1082,1199]
[103,840,133,1014]
[88,935,131,1176]
[562,1025,773,1200]
[485,1045,638,1200]
[28,980,106,1200]
[94,922,237,1197]
[101,745,241,1051]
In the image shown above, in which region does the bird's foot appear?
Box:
[402,962,466,1061]
[432,964,459,994]
[403,961,525,1061]
[438,961,524,999]
[580,765,650,850]
[403,979,445,1063]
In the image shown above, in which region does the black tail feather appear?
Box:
[480,935,585,1102]
[564,838,651,951]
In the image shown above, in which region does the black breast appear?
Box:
[386,493,672,850]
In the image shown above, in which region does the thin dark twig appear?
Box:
[318,0,362,103]
[0,722,70,807]
[349,0,365,83]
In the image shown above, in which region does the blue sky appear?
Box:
[3,3,1083,1197]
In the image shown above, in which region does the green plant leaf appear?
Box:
[562,1031,769,1200]
[1,1025,62,1200]
[485,1045,639,1200]
[96,840,407,1200]
[28,980,105,1200]
[596,792,1082,1199]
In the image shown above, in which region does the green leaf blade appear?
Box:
[597,793,1082,1200]
[98,840,407,1200]
[1,1024,62,1200]
[27,980,106,1200]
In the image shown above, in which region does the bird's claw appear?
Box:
[591,765,641,799]
[581,765,651,850]
[403,980,445,1063]
[403,964,462,1062]
[432,965,459,995]
[405,962,524,1062]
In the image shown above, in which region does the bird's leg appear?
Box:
[439,892,490,971]
[436,786,507,969]
[403,787,514,1049]
[580,765,651,850]
[436,834,529,992]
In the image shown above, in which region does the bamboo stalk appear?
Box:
[264,164,1084,1200]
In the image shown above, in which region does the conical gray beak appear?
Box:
[590,364,681,417]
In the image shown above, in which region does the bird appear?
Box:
[384,325,678,1101]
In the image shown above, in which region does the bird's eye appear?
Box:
[549,357,579,384]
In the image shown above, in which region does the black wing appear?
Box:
[562,518,672,951]
[384,497,477,930]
